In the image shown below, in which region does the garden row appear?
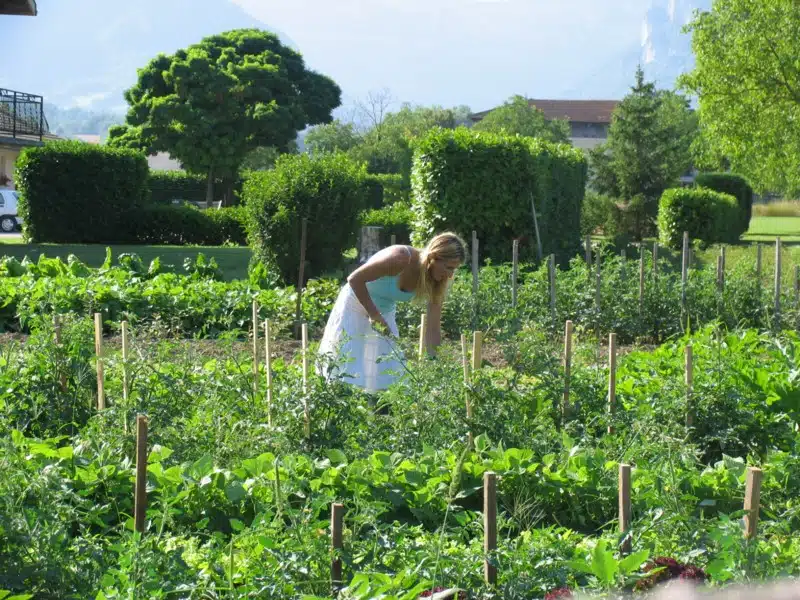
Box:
[3,241,800,343]
[1,315,799,598]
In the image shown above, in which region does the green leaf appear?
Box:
[590,539,618,585]
[327,449,348,465]
[619,549,650,575]
[225,482,247,503]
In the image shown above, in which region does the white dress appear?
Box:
[316,271,415,393]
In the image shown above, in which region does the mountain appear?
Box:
[2,0,296,114]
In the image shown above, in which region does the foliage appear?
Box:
[658,187,740,249]
[363,172,408,210]
[130,205,247,246]
[590,68,698,238]
[148,170,207,205]
[360,201,414,244]
[411,127,587,264]
[694,172,754,237]
[305,120,362,156]
[107,29,341,202]
[244,152,368,283]
[680,0,800,196]
[472,95,571,144]
[14,140,148,243]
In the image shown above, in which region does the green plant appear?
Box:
[148,170,207,205]
[360,202,414,244]
[244,152,368,284]
[657,187,740,248]
[694,172,754,236]
[128,205,247,246]
[411,127,587,264]
[14,140,148,243]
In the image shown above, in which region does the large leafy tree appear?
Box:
[107,29,341,203]
[473,95,571,144]
[305,120,361,156]
[680,0,800,195]
[590,67,697,237]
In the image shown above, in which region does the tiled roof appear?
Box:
[471,99,620,124]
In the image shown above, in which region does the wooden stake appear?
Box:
[685,345,693,428]
[302,322,310,438]
[484,471,497,585]
[462,333,473,446]
[418,313,428,359]
[121,320,130,404]
[775,238,782,319]
[294,217,308,339]
[585,235,592,267]
[94,313,105,410]
[619,464,632,555]
[639,245,645,315]
[54,315,67,391]
[595,249,602,317]
[472,230,479,297]
[549,254,556,321]
[794,266,799,306]
[472,330,483,372]
[652,242,659,279]
[743,467,763,539]
[531,193,543,262]
[721,244,726,272]
[134,414,148,534]
[331,502,344,591]
[756,243,763,281]
[681,232,689,312]
[717,255,724,292]
[252,301,259,394]
[563,320,573,416]
[511,239,519,309]
[607,332,617,435]
[390,233,396,246]
[264,319,273,426]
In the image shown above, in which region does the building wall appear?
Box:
[570,121,609,139]
[570,137,606,151]
[0,146,20,187]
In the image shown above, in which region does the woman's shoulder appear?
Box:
[370,245,416,269]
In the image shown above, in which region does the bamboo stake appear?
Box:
[484,471,497,585]
[743,467,763,539]
[619,464,632,555]
[472,330,483,372]
[134,414,148,534]
[563,320,573,416]
[685,345,693,428]
[94,313,105,410]
[585,235,592,267]
[549,254,557,321]
[756,243,763,281]
[607,332,617,435]
[638,245,645,315]
[252,301,259,394]
[462,333,473,446]
[54,315,67,391]
[775,238,782,320]
[652,242,659,279]
[418,313,428,360]
[264,319,273,426]
[121,320,130,404]
[302,322,310,439]
[294,217,308,339]
[331,503,344,591]
[531,193,543,262]
[511,239,519,310]
[681,232,689,313]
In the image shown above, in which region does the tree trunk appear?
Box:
[206,165,214,205]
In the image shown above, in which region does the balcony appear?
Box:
[0,0,37,16]
[0,88,50,146]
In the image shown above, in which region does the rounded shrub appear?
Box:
[694,172,754,236]
[244,152,367,283]
[657,187,739,249]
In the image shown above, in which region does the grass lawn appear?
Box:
[0,243,253,281]
[743,216,800,242]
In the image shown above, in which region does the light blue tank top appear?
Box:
[366,274,415,315]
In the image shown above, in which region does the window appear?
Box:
[0,193,4,209]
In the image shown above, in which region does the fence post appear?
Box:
[638,245,645,316]
[549,254,557,322]
[418,313,428,360]
[252,301,259,394]
[135,414,148,534]
[511,239,519,310]
[685,345,693,428]
[94,313,105,410]
[264,319,273,426]
[472,330,483,372]
[294,218,308,339]
[331,502,344,592]
[563,320,573,417]
[484,471,497,585]
[302,323,310,439]
[743,467,763,540]
[681,232,689,316]
[607,332,617,435]
[619,463,632,555]
[775,238,782,321]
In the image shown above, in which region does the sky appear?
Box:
[230,0,647,112]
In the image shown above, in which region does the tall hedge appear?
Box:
[244,152,367,283]
[657,187,739,249]
[149,170,207,205]
[694,172,753,237]
[130,205,247,245]
[15,141,148,243]
[410,127,587,264]
[363,173,409,210]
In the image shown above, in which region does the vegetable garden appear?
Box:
[2,238,800,599]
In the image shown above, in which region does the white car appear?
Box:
[0,188,22,233]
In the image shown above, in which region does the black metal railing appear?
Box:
[0,88,49,141]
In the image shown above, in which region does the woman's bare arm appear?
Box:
[347,247,410,327]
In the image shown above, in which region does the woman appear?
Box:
[317,231,467,393]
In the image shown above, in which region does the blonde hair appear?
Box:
[414,231,467,304]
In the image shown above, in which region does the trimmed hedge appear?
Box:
[363,173,409,210]
[130,205,247,246]
[244,152,368,283]
[694,172,753,237]
[360,201,414,245]
[657,187,739,249]
[149,170,207,205]
[410,127,587,264]
[14,141,148,243]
